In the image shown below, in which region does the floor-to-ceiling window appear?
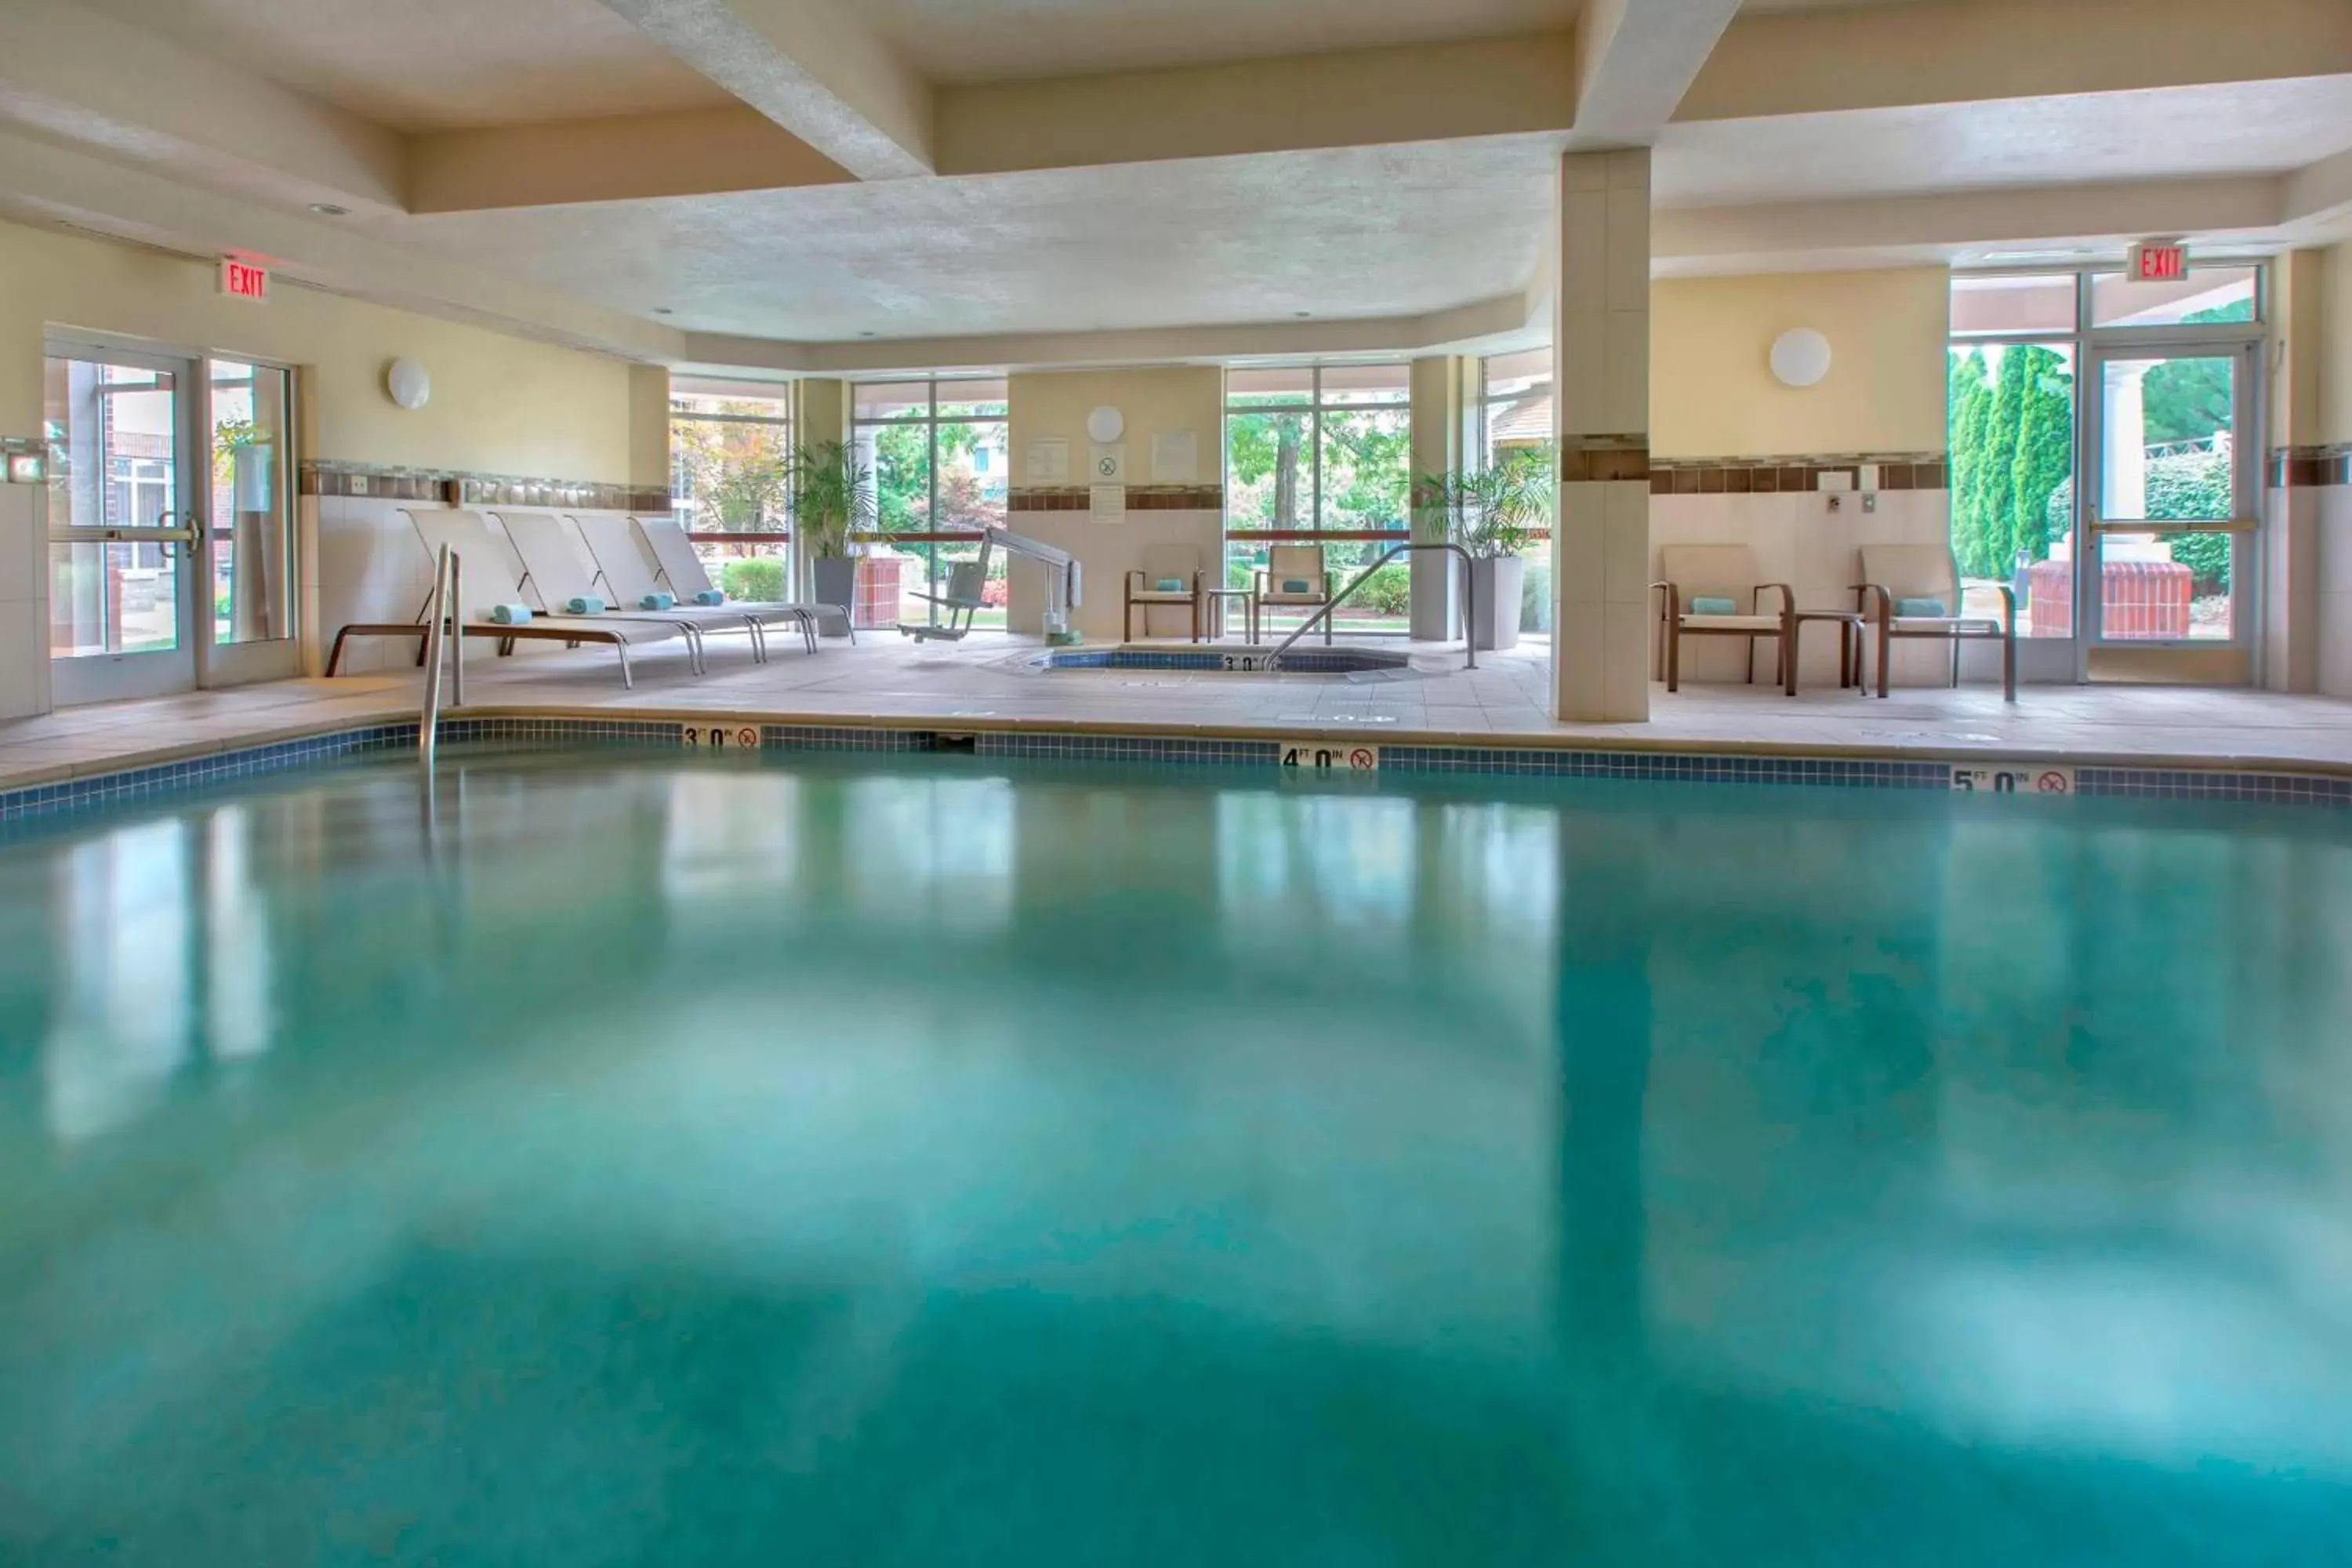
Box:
[1948,266,2259,677]
[670,385,791,606]
[853,378,1009,627]
[1479,349,1555,641]
[1225,363,1411,637]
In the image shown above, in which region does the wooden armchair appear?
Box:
[1254,543,1333,644]
[1124,543,1207,642]
[1650,544,1795,693]
[1853,544,2016,701]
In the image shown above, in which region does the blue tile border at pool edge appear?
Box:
[2,717,2347,822]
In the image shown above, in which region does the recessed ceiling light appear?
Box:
[310,202,349,217]
[652,307,674,316]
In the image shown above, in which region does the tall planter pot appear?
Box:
[1467,554,1525,652]
[811,557,857,636]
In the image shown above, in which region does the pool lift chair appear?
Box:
[898,526,1083,644]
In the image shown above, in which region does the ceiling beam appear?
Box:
[0,0,403,215]
[0,129,681,363]
[1570,0,1744,146]
[1679,0,2352,124]
[409,108,853,214]
[935,36,1575,176]
[2283,147,2352,236]
[681,292,1536,379]
[592,0,932,180]
[1651,176,2292,276]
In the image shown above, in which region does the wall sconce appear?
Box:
[1769,328,1832,389]
[385,358,432,411]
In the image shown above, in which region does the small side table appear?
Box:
[1787,610,1867,695]
[1203,587,1258,643]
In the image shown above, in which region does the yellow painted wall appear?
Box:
[1650,267,1951,458]
[0,218,644,481]
[1005,365,1225,640]
[1007,365,1224,471]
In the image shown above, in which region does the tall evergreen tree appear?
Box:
[1983,347,2028,572]
[1947,350,1993,578]
[2009,347,2072,565]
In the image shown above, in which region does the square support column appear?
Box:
[2264,249,2323,694]
[1409,356,1473,642]
[793,379,850,601]
[1553,148,1651,722]
[627,364,672,500]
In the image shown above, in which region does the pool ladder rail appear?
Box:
[418,542,464,766]
[1263,542,1478,672]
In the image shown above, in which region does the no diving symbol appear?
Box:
[1349,748,1377,772]
[2036,771,2071,795]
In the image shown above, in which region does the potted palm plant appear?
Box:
[788,440,876,631]
[1413,448,1552,651]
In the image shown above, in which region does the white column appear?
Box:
[1409,356,1466,642]
[1553,148,1651,723]
[2101,359,2151,526]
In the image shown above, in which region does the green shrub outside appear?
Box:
[720,558,785,603]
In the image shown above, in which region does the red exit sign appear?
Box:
[219,256,270,301]
[2128,241,2188,283]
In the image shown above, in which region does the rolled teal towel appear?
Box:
[486,603,532,626]
[694,589,726,606]
[1690,595,1738,615]
[1895,597,1947,618]
[639,592,676,611]
[564,595,605,615]
[1154,577,1184,593]
[1282,578,1312,593]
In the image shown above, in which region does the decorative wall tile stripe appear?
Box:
[300,460,668,514]
[2266,447,2352,488]
[1008,485,1223,512]
[1648,453,1948,497]
[1559,439,1650,483]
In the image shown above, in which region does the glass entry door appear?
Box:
[46,347,299,706]
[2082,342,2258,678]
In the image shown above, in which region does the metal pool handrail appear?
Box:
[417,543,464,767]
[1264,542,1477,671]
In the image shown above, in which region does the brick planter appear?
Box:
[854,555,903,630]
[2021,558,2190,639]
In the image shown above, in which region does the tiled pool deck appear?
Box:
[4,634,2350,800]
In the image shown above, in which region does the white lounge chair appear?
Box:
[488,510,747,670]
[634,516,854,643]
[572,512,815,657]
[495,510,777,666]
[325,510,697,688]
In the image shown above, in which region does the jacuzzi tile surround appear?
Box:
[1026,646,1416,676]
[2,715,2345,825]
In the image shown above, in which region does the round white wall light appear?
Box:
[1769,329,1832,389]
[385,358,431,411]
[1085,405,1124,443]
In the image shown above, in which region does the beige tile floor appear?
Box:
[5,632,2351,791]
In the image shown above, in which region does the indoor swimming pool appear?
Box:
[1,747,2348,1565]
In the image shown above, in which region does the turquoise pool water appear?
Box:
[2,750,2349,1565]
